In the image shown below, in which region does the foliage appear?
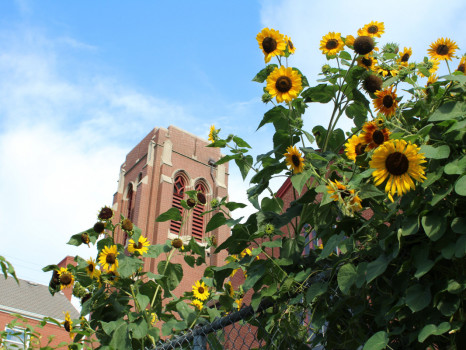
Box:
[42,23,466,349]
[0,255,18,283]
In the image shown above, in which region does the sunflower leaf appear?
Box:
[155,207,182,222]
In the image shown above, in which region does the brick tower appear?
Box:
[111,125,229,293]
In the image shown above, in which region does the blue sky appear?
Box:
[0,0,464,286]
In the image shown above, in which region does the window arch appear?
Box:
[170,174,186,235]
[192,182,207,242]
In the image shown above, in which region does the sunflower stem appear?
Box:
[150,248,176,308]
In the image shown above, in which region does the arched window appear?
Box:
[192,182,206,242]
[170,175,185,234]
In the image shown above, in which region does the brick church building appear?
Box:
[111,125,230,294]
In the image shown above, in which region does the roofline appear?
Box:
[0,304,65,323]
[276,178,292,199]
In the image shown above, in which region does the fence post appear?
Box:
[193,334,207,350]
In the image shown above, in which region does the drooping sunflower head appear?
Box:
[266,66,302,103]
[319,32,345,56]
[63,311,73,338]
[128,236,150,255]
[398,47,413,67]
[98,245,119,272]
[457,56,466,74]
[208,125,220,143]
[357,54,378,71]
[326,180,362,216]
[362,74,383,94]
[93,221,106,234]
[284,145,305,174]
[360,121,390,150]
[370,139,426,201]
[357,21,385,38]
[256,28,287,63]
[121,218,133,232]
[98,206,113,221]
[283,35,296,55]
[353,36,375,55]
[345,135,366,162]
[171,237,184,249]
[58,267,75,290]
[191,299,203,311]
[373,86,398,118]
[428,37,458,61]
[85,258,100,279]
[192,280,210,301]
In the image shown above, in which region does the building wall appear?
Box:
[111,125,230,297]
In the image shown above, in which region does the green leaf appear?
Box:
[302,84,335,103]
[418,323,451,343]
[366,255,390,283]
[455,175,466,196]
[305,282,328,303]
[235,155,253,180]
[406,284,431,312]
[363,331,388,350]
[421,215,446,241]
[401,216,419,236]
[215,154,239,165]
[437,294,460,316]
[339,50,352,60]
[252,64,277,83]
[262,239,282,248]
[428,101,466,121]
[233,136,251,148]
[443,74,466,84]
[337,263,357,295]
[420,144,450,159]
[146,243,171,258]
[184,255,195,268]
[224,201,247,211]
[156,207,182,222]
[118,254,143,278]
[261,196,283,213]
[290,168,314,193]
[444,156,466,175]
[452,217,466,234]
[157,261,183,291]
[128,318,148,339]
[205,212,227,232]
[257,105,287,130]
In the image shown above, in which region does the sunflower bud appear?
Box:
[210,198,219,208]
[354,36,375,55]
[265,224,275,235]
[121,218,133,232]
[362,74,383,94]
[93,222,106,234]
[98,206,113,220]
[322,64,331,74]
[196,192,207,205]
[72,282,88,298]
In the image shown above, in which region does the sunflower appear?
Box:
[266,66,302,103]
[376,65,398,78]
[105,271,120,285]
[345,135,366,161]
[191,299,203,311]
[320,32,345,56]
[98,245,119,272]
[150,312,158,326]
[283,35,296,55]
[326,180,362,215]
[428,37,458,61]
[225,281,234,297]
[417,58,440,77]
[398,47,412,67]
[345,35,355,48]
[128,236,150,255]
[256,28,286,63]
[192,280,210,301]
[85,258,100,279]
[98,206,113,221]
[360,121,390,150]
[284,145,305,174]
[58,267,75,290]
[63,311,74,339]
[357,54,377,71]
[240,248,252,258]
[426,74,438,86]
[235,298,243,311]
[457,56,466,74]
[370,140,426,201]
[373,86,398,118]
[358,21,385,38]
[362,74,383,94]
[171,237,184,250]
[208,125,219,143]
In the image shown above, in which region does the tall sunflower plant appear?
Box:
[203,25,466,349]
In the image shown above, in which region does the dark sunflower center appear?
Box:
[134,242,143,249]
[383,95,394,108]
[276,76,292,93]
[436,44,449,55]
[355,143,366,156]
[198,287,205,294]
[262,37,277,53]
[326,39,338,50]
[340,190,351,199]
[368,25,378,34]
[59,274,72,285]
[291,154,301,167]
[64,321,71,332]
[88,264,94,272]
[401,53,410,62]
[372,130,385,145]
[385,152,409,176]
[362,57,372,67]
[458,64,465,73]
[106,253,116,264]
